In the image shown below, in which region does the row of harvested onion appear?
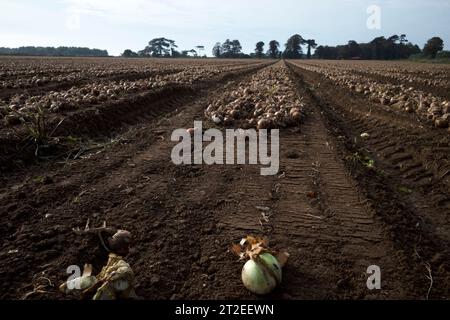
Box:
[303,61,449,88]
[0,58,263,89]
[305,60,449,77]
[296,63,450,129]
[205,63,304,130]
[0,63,264,126]
[0,66,179,90]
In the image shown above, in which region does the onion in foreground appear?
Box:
[232,236,289,295]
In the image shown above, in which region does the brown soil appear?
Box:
[0,61,448,300]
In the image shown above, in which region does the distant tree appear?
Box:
[171,49,183,58]
[407,43,422,57]
[436,50,450,59]
[122,49,139,58]
[387,35,403,58]
[345,40,362,58]
[122,49,132,57]
[212,42,222,57]
[313,34,419,60]
[220,39,243,58]
[141,38,178,57]
[221,39,233,57]
[137,50,150,57]
[314,45,324,59]
[283,35,305,59]
[395,34,412,59]
[370,36,387,59]
[388,34,400,44]
[423,37,444,58]
[231,40,242,55]
[0,46,108,57]
[314,45,339,59]
[399,34,408,45]
[305,39,317,59]
[255,41,265,58]
[170,48,181,57]
[267,40,280,59]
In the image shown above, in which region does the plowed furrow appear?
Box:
[288,63,449,298]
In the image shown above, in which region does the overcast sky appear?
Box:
[0,0,449,56]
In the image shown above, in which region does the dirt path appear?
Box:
[179,64,418,299]
[0,61,448,300]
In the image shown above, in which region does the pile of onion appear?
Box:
[1,64,255,124]
[205,64,305,130]
[300,64,450,130]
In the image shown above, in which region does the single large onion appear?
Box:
[241,253,282,295]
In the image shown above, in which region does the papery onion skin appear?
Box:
[241,253,282,295]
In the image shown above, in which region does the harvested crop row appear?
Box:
[296,61,450,98]
[204,62,304,129]
[0,63,265,126]
[294,62,450,130]
[0,58,263,78]
[300,60,450,81]
[0,65,181,90]
[339,61,448,87]
[356,67,449,88]
[0,59,264,90]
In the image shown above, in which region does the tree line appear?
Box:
[124,34,445,60]
[1,35,443,60]
[212,35,316,59]
[0,46,109,57]
[314,35,444,60]
[250,34,444,60]
[122,38,207,58]
[123,35,315,59]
